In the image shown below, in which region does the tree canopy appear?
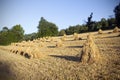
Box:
[114,3,120,27]
[58,29,66,36]
[0,24,24,45]
[87,12,95,31]
[37,17,58,37]
[11,24,24,42]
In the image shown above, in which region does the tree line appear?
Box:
[60,17,115,35]
[0,3,120,45]
[0,25,24,45]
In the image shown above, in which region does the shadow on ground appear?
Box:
[47,45,83,48]
[65,38,86,41]
[47,46,56,48]
[0,61,14,80]
[50,55,80,62]
[67,46,83,48]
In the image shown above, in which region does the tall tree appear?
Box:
[0,27,9,45]
[0,25,24,45]
[24,33,38,41]
[107,18,115,29]
[87,12,95,31]
[65,26,76,35]
[114,3,120,27]
[37,17,58,37]
[2,27,9,32]
[11,24,24,42]
[59,29,66,36]
[100,18,108,30]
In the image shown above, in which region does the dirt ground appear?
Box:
[0,30,120,80]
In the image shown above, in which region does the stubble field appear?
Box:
[0,30,120,80]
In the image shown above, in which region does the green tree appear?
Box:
[37,17,58,37]
[65,24,88,35]
[2,26,9,32]
[87,12,95,31]
[79,25,88,33]
[24,33,38,41]
[11,24,24,42]
[0,27,9,45]
[49,22,58,36]
[100,18,108,30]
[0,26,22,45]
[114,3,120,27]
[59,29,66,36]
[107,18,115,29]
[65,26,76,35]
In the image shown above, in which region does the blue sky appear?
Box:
[0,0,119,34]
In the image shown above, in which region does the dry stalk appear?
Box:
[80,34,101,64]
[56,39,64,47]
[98,29,103,34]
[113,27,119,33]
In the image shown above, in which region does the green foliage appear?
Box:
[2,27,9,32]
[37,17,58,37]
[0,31,8,45]
[63,17,115,35]
[59,29,66,36]
[114,3,120,27]
[107,18,115,29]
[11,24,24,42]
[0,25,24,45]
[65,25,81,35]
[65,25,88,35]
[85,13,115,31]
[24,33,38,41]
[100,18,108,30]
[66,26,77,35]
[79,25,88,33]
[87,12,96,31]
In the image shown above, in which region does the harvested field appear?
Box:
[0,30,120,80]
